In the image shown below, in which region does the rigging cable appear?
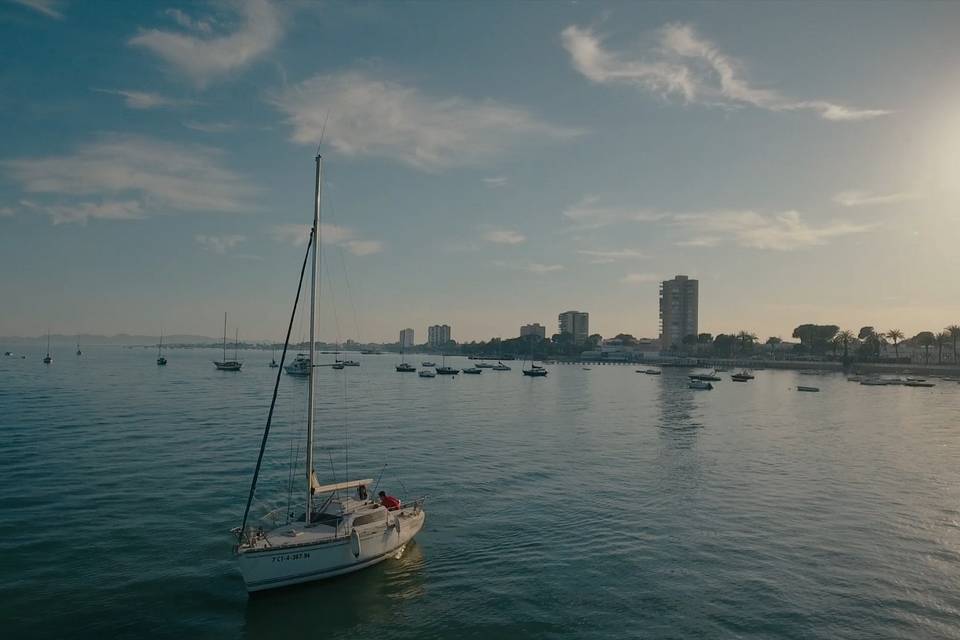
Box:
[238,228,314,540]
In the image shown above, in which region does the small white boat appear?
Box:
[492,362,511,371]
[797,385,820,392]
[418,369,436,378]
[421,361,436,367]
[462,367,482,374]
[285,353,312,376]
[476,361,494,368]
[689,380,713,390]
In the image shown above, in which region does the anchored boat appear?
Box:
[233,154,424,593]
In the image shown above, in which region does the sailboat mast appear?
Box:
[223,312,228,361]
[158,330,162,357]
[235,328,239,360]
[306,154,322,523]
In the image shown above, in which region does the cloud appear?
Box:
[562,195,665,230]
[833,190,922,207]
[271,71,581,171]
[483,229,526,245]
[676,236,721,247]
[620,273,659,284]
[528,263,564,274]
[130,0,283,86]
[196,233,246,254]
[3,133,254,223]
[183,120,239,133]
[93,88,195,110]
[673,210,874,250]
[165,8,212,34]
[10,0,63,19]
[561,23,889,121]
[576,248,646,263]
[269,223,382,255]
[483,176,508,187]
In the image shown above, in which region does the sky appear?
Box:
[1,0,959,344]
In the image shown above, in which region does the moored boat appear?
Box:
[689,380,713,390]
[797,385,820,392]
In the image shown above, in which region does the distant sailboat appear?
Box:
[75,339,82,356]
[42,331,52,364]
[435,353,459,375]
[269,343,279,368]
[396,340,415,372]
[214,313,243,371]
[157,330,167,366]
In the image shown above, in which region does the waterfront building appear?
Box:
[558,311,589,344]
[520,323,546,340]
[427,324,451,347]
[399,328,414,348]
[659,275,698,349]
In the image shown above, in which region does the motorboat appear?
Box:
[904,380,935,387]
[337,359,360,367]
[492,362,511,371]
[462,367,482,374]
[233,153,425,593]
[689,372,721,382]
[421,361,436,367]
[522,364,548,377]
[797,385,820,392]
[418,369,436,378]
[689,380,713,390]
[285,353,312,376]
[642,369,661,375]
[860,378,888,386]
[395,362,416,372]
[475,361,494,368]
[731,370,754,380]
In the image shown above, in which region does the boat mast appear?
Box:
[234,328,239,360]
[158,330,163,357]
[306,154,322,523]
[223,312,227,362]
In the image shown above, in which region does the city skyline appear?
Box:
[2,1,960,342]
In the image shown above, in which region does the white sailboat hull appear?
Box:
[238,510,425,592]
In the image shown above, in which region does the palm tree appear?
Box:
[946,325,960,363]
[935,331,949,364]
[765,336,781,360]
[914,332,935,364]
[886,329,904,361]
[836,329,856,359]
[736,330,758,356]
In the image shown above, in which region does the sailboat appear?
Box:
[157,331,167,366]
[42,331,52,364]
[75,340,82,356]
[396,341,415,372]
[521,340,547,376]
[269,343,279,368]
[233,153,425,592]
[435,353,459,375]
[214,313,243,371]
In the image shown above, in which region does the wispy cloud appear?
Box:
[674,210,874,250]
[130,0,283,87]
[93,88,195,110]
[269,223,383,256]
[483,176,508,187]
[196,233,246,254]
[183,120,239,133]
[562,195,664,230]
[620,272,659,284]
[271,71,581,171]
[3,133,254,224]
[577,248,646,264]
[561,23,889,121]
[483,229,526,245]
[528,263,564,274]
[833,189,922,207]
[676,236,721,247]
[10,0,63,19]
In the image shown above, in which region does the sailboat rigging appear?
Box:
[233,153,425,592]
[214,313,242,371]
[157,330,167,366]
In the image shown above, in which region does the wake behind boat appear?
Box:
[233,154,424,592]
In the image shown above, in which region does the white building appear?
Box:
[399,328,414,348]
[659,275,698,349]
[427,324,451,347]
[558,311,589,344]
[520,323,546,340]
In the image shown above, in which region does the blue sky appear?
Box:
[2,0,959,343]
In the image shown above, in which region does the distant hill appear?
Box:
[0,333,217,346]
